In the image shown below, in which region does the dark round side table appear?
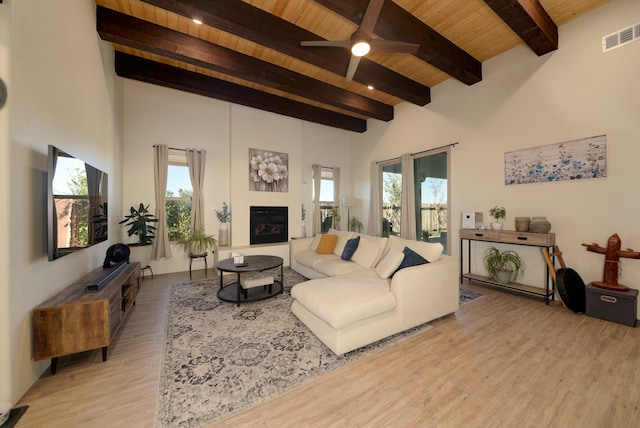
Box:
[216,255,284,306]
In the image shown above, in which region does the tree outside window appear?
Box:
[166,164,192,242]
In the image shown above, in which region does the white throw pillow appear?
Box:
[388,235,443,262]
[309,234,322,251]
[328,228,354,257]
[351,236,380,269]
[375,247,405,279]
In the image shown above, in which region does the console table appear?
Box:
[32,262,141,374]
[460,229,556,304]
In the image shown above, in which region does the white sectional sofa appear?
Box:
[290,229,459,355]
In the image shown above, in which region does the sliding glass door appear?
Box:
[376,148,450,253]
[381,161,402,237]
[414,150,449,253]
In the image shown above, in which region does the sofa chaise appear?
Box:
[290,229,459,355]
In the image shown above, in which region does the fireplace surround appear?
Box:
[250,206,288,245]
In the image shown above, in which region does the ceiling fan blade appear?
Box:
[370,39,420,54]
[301,40,351,49]
[345,55,362,81]
[359,0,385,35]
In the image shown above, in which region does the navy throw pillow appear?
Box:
[395,246,429,273]
[341,236,361,260]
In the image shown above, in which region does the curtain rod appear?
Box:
[152,145,185,152]
[376,142,459,164]
[412,142,459,157]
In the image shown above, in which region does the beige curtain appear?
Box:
[312,164,322,235]
[186,148,207,232]
[368,161,382,236]
[152,145,172,259]
[401,153,416,240]
[332,167,340,230]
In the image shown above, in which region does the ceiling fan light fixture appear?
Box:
[351,40,370,57]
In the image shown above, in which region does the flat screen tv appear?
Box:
[47,145,108,261]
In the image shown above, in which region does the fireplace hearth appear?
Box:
[250,206,288,245]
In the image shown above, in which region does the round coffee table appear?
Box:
[216,255,284,306]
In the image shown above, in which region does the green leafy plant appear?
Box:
[350,216,363,233]
[119,203,158,245]
[483,247,526,283]
[178,227,217,255]
[215,202,231,223]
[489,206,506,222]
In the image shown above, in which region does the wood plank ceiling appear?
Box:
[95,0,611,132]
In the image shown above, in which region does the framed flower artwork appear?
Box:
[504,135,606,185]
[249,149,289,192]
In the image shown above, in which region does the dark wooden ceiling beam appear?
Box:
[313,0,482,85]
[141,0,430,106]
[115,52,366,133]
[97,6,393,121]
[482,0,558,55]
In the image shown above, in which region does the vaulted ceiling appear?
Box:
[95,0,611,132]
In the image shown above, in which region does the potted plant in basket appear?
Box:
[178,227,218,256]
[484,246,526,284]
[119,203,159,267]
[489,206,506,230]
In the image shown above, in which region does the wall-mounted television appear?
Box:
[47,145,108,261]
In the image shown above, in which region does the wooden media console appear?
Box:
[33,262,141,374]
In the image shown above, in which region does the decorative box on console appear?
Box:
[461,212,483,229]
[585,283,638,327]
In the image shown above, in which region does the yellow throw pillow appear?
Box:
[316,234,338,254]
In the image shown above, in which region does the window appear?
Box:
[377,148,450,253]
[381,161,402,237]
[166,161,192,242]
[414,151,448,253]
[313,167,335,233]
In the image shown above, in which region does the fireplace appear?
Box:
[250,206,288,245]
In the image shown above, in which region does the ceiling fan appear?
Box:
[300,0,420,81]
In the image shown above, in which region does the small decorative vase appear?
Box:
[219,223,229,246]
[491,222,503,231]
[515,217,531,232]
[529,217,551,233]
[301,221,307,238]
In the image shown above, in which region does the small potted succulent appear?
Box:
[489,206,506,230]
[484,246,526,284]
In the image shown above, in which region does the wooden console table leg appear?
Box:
[102,347,108,362]
[51,357,58,375]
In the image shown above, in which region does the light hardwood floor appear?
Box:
[16,268,640,427]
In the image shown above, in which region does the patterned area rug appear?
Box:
[155,269,482,427]
[460,287,485,304]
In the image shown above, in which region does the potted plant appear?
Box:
[483,246,526,284]
[178,227,218,256]
[331,207,341,230]
[350,216,363,233]
[214,202,231,246]
[489,206,506,230]
[119,203,159,268]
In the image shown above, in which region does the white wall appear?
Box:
[122,82,353,274]
[4,0,122,404]
[0,0,13,404]
[353,0,640,304]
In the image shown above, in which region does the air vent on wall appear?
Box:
[602,22,640,52]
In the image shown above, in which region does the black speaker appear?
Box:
[103,243,131,268]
